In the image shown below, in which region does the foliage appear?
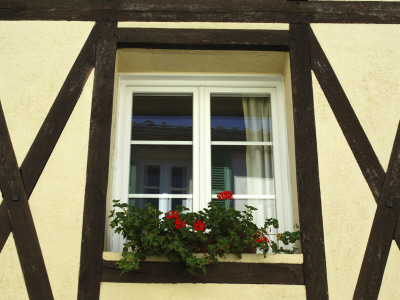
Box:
[109,191,300,275]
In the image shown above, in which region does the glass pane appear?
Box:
[212,145,275,196]
[211,95,271,142]
[129,198,193,212]
[129,145,192,195]
[129,198,159,209]
[234,199,277,228]
[132,94,192,141]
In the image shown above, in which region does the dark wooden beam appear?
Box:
[1,1,400,23]
[289,23,329,300]
[354,122,400,300]
[309,28,385,203]
[0,202,10,252]
[117,28,289,51]
[0,24,96,253]
[0,102,53,300]
[102,260,304,285]
[77,21,117,300]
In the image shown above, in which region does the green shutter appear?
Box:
[212,151,232,209]
[129,164,137,194]
[128,164,137,207]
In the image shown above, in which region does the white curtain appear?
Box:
[242,97,275,226]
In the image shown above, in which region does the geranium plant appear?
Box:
[109,191,300,274]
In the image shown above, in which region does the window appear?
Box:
[109,75,293,251]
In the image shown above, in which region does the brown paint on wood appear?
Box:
[102,260,304,285]
[289,23,329,300]
[0,24,96,254]
[308,28,385,203]
[117,28,289,51]
[77,21,117,300]
[354,122,400,300]
[0,201,11,252]
[0,102,54,300]
[1,1,400,23]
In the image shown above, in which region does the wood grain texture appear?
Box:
[102,260,304,285]
[117,28,289,51]
[0,102,53,300]
[354,122,400,300]
[0,24,96,254]
[0,201,10,252]
[77,22,117,300]
[289,23,329,300]
[2,1,400,23]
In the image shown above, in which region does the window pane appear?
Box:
[212,145,275,196]
[130,145,192,195]
[129,198,192,212]
[211,95,271,142]
[132,94,192,141]
[234,199,277,228]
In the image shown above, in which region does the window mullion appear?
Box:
[192,87,201,212]
[202,86,212,210]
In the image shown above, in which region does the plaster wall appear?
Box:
[0,21,399,300]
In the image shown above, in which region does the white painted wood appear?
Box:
[211,141,273,146]
[131,141,193,145]
[110,74,294,251]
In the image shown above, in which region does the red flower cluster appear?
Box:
[166,211,179,219]
[174,218,187,229]
[166,211,186,229]
[256,236,269,243]
[217,190,233,200]
[193,220,206,232]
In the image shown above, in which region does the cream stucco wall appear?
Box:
[0,20,400,300]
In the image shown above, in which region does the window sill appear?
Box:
[102,252,304,285]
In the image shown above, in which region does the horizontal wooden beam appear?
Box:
[117,28,289,51]
[1,1,400,23]
[102,260,304,285]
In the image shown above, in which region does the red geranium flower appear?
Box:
[257,236,269,243]
[166,211,179,219]
[193,220,206,232]
[217,190,233,200]
[174,218,186,229]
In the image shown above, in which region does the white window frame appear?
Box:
[109,74,293,252]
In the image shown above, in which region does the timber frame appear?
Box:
[0,1,399,300]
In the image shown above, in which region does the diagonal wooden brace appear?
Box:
[308,27,400,251]
[0,23,96,253]
[354,122,400,299]
[0,101,54,300]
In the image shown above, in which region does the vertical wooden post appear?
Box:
[289,23,329,300]
[78,21,117,300]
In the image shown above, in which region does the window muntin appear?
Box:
[110,75,292,252]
